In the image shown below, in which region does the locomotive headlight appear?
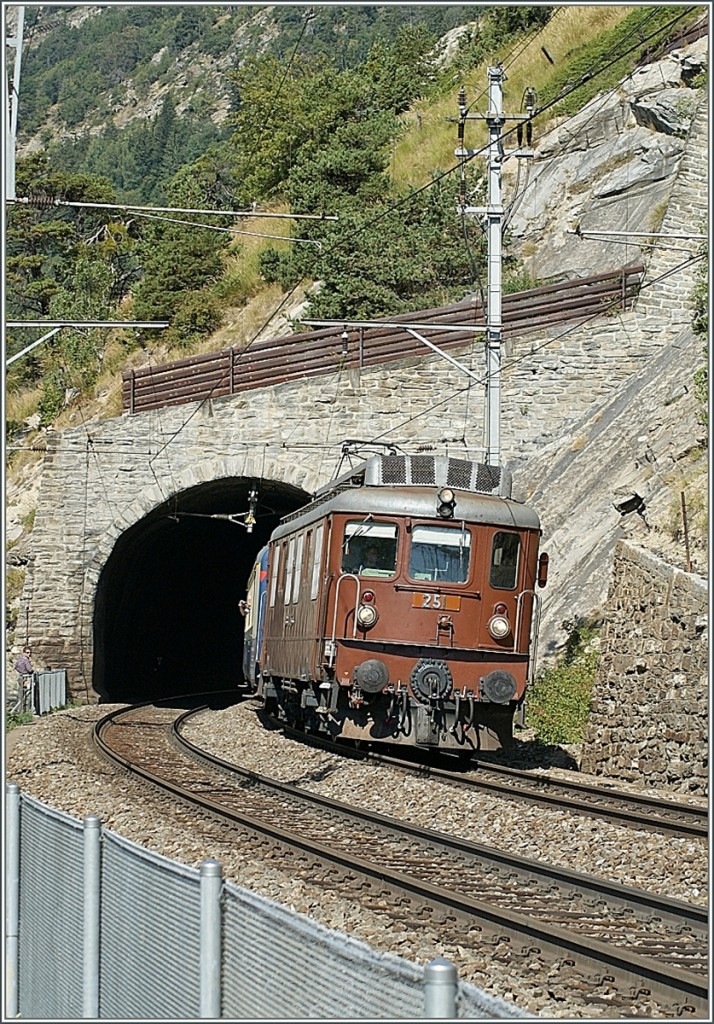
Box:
[437,487,456,518]
[357,603,379,629]
[487,614,511,640]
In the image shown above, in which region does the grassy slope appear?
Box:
[390,6,636,189]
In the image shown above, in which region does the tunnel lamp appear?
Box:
[244,488,259,533]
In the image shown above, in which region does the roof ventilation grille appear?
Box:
[381,455,407,484]
[410,455,436,485]
[446,458,474,490]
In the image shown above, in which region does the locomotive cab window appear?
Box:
[490,532,520,589]
[342,521,398,577]
[409,525,471,583]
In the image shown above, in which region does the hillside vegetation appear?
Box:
[6,4,704,449]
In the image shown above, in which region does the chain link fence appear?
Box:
[6,784,525,1019]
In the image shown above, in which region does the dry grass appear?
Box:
[209,281,311,350]
[391,5,637,189]
[214,208,296,305]
[5,384,43,426]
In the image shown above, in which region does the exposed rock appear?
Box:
[504,37,706,282]
[630,87,700,135]
[511,323,706,662]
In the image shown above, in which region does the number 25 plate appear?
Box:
[412,593,461,611]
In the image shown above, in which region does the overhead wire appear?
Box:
[24,4,698,488]
[8,6,319,509]
[130,210,323,248]
[138,5,319,474]
[493,6,700,259]
[133,0,697,476]
[364,249,706,447]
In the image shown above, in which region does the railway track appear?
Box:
[267,717,708,839]
[95,702,709,1018]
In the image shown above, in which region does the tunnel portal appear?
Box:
[93,476,310,703]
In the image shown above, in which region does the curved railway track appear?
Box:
[95,702,708,1018]
[267,716,708,839]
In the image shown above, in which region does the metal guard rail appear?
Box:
[122,264,644,415]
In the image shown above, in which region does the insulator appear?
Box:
[517,124,523,147]
[526,122,533,147]
[28,193,57,209]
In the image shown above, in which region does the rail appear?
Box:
[6,780,509,1020]
[122,264,644,415]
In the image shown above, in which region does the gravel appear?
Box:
[5,701,708,1018]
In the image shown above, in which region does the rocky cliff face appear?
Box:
[504,36,708,282]
[502,34,709,661]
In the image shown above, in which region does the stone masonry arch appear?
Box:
[85,452,324,580]
[71,450,319,704]
[89,469,311,702]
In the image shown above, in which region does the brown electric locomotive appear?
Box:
[243,453,548,752]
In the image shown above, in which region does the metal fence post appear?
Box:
[200,859,223,1018]
[83,814,101,1018]
[423,957,458,1018]
[5,783,21,1019]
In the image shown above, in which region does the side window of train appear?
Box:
[292,533,305,604]
[311,524,324,600]
[341,521,398,577]
[490,532,520,589]
[303,530,312,599]
[269,545,281,608]
[284,537,296,605]
[408,524,471,583]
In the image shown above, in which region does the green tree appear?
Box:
[227,54,379,204]
[6,155,120,325]
[130,162,231,345]
[262,165,486,321]
[363,23,441,114]
[6,156,139,403]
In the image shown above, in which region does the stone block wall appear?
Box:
[580,541,708,794]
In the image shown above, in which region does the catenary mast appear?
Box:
[456,66,535,467]
[5,5,24,202]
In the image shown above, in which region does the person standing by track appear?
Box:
[13,646,34,714]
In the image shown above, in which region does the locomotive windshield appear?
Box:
[342,521,398,577]
[490,531,520,589]
[409,524,471,583]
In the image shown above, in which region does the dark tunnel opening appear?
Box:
[93,476,310,703]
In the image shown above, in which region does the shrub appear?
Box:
[6,711,34,731]
[691,244,707,425]
[168,292,223,348]
[525,617,601,744]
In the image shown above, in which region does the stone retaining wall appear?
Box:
[580,541,708,794]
